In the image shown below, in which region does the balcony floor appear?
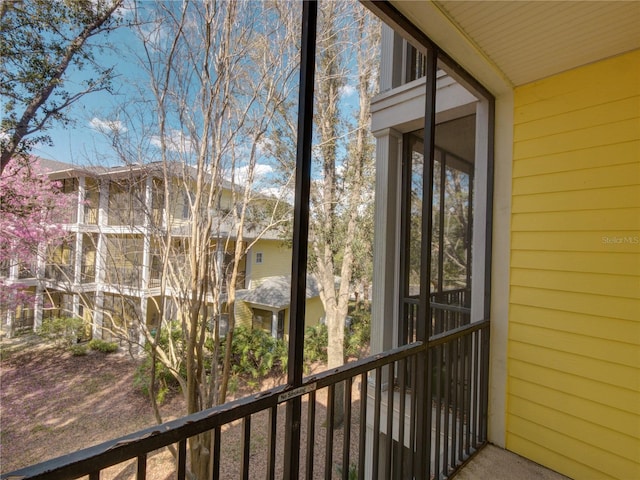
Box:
[455,444,569,480]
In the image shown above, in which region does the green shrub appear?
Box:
[345,303,371,358]
[229,326,287,380]
[70,344,88,356]
[335,462,358,480]
[304,324,328,364]
[133,323,184,404]
[38,316,84,348]
[88,339,119,353]
[133,353,179,404]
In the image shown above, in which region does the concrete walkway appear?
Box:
[454,445,570,480]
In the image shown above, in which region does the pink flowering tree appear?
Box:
[0,158,74,330]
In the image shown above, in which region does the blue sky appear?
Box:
[29,0,368,188]
[32,17,143,166]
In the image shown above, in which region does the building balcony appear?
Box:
[84,206,99,225]
[44,264,74,283]
[105,266,141,287]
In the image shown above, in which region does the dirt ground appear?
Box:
[0,336,362,479]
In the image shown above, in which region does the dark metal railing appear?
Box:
[18,263,37,279]
[405,42,427,83]
[81,264,96,283]
[105,266,141,287]
[84,206,99,225]
[401,288,470,345]
[44,264,74,283]
[12,311,35,332]
[1,320,489,480]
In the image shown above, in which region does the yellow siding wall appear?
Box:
[249,239,292,285]
[235,300,253,330]
[282,296,325,339]
[508,50,640,479]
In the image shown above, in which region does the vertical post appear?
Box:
[284,2,317,479]
[415,46,437,480]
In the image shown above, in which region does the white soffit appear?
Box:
[394,1,640,87]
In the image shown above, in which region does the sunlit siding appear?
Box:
[248,239,292,285]
[234,300,253,330]
[282,296,325,340]
[507,49,640,480]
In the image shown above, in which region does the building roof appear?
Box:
[36,157,78,172]
[236,275,321,310]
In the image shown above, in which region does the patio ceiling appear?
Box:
[390,1,640,87]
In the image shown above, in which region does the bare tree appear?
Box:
[307,2,379,424]
[84,1,299,477]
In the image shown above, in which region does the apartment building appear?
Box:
[1,159,321,342]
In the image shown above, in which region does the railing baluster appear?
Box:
[464,332,472,456]
[372,366,382,480]
[472,331,480,448]
[136,454,146,480]
[241,416,251,480]
[442,342,451,476]
[435,346,444,479]
[325,384,335,480]
[409,353,417,478]
[342,378,352,480]
[451,337,459,469]
[177,439,187,480]
[357,372,367,480]
[384,362,394,479]
[306,391,317,480]
[480,327,490,443]
[397,358,407,479]
[213,426,221,480]
[267,406,277,480]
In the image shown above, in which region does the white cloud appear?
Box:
[227,163,274,186]
[339,84,356,97]
[150,129,194,154]
[89,117,128,134]
[256,137,275,157]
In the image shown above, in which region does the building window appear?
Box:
[255,252,263,264]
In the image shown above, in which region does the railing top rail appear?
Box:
[2,341,425,480]
[428,318,489,346]
[430,302,471,314]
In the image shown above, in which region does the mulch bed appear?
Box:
[1,338,363,479]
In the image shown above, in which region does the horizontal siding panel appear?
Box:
[506,415,640,480]
[510,285,640,321]
[514,50,640,111]
[514,96,640,142]
[509,341,639,391]
[509,304,640,344]
[508,50,640,478]
[511,184,640,212]
[509,359,638,417]
[512,231,640,253]
[511,250,640,276]
[509,377,640,440]
[509,322,639,368]
[512,162,640,195]
[513,118,640,160]
[507,432,617,480]
[508,395,640,461]
[510,268,640,299]
[512,141,640,178]
[511,208,640,232]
